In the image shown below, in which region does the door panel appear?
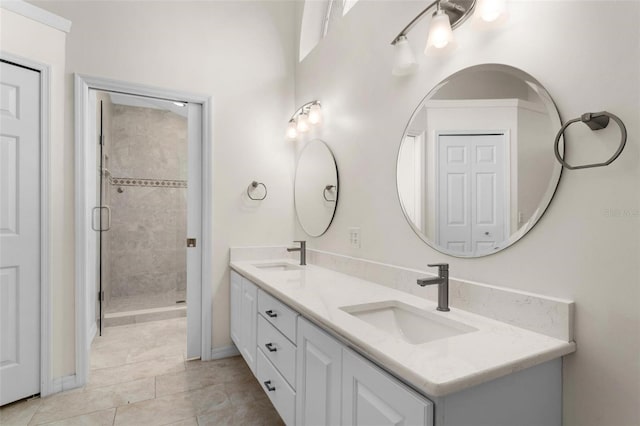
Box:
[240,278,258,373]
[186,102,202,359]
[296,318,342,425]
[230,271,242,346]
[0,60,41,405]
[437,134,507,256]
[438,139,470,252]
[342,349,433,426]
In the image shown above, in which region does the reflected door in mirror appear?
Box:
[396,64,563,257]
[437,134,506,256]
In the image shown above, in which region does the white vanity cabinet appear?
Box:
[342,348,433,426]
[296,318,343,426]
[230,271,258,374]
[229,271,562,426]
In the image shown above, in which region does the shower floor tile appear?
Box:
[106,290,186,314]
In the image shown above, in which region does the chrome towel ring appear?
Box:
[554,111,627,170]
[323,185,336,202]
[247,181,267,200]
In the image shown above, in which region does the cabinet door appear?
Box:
[230,271,242,347]
[296,318,342,426]
[342,349,433,426]
[240,278,258,374]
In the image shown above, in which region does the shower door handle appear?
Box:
[91,206,111,232]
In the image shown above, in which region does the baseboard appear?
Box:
[50,374,82,394]
[211,344,240,360]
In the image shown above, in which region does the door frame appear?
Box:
[434,130,511,255]
[0,52,53,397]
[74,74,213,387]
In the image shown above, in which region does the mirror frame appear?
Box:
[395,63,564,258]
[294,139,340,237]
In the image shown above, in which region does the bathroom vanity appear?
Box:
[229,259,575,426]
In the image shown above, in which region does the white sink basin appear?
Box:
[341,301,477,345]
[253,262,302,272]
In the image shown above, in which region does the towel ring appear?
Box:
[323,185,336,202]
[554,111,627,170]
[247,181,267,200]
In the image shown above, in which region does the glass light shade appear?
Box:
[296,112,310,132]
[308,103,323,125]
[424,11,457,56]
[286,119,298,139]
[474,0,509,28]
[392,36,418,76]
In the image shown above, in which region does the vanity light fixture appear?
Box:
[474,0,508,27]
[392,35,418,76]
[286,119,298,140]
[286,101,322,140]
[308,102,323,125]
[297,110,310,133]
[390,0,508,75]
[424,4,457,55]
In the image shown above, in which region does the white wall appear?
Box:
[294,1,639,425]
[0,8,70,378]
[31,0,297,374]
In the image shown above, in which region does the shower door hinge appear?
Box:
[99,134,104,145]
[187,238,197,248]
[99,291,105,301]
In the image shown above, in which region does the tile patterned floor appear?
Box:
[0,318,284,426]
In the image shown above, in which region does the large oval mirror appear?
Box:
[295,139,339,237]
[396,64,563,257]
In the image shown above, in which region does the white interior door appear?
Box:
[437,134,506,255]
[0,60,41,405]
[186,102,202,359]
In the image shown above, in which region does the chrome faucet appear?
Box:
[417,263,450,312]
[286,240,306,265]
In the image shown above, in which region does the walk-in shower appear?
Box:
[94,90,188,329]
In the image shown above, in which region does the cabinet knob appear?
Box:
[265,310,278,318]
[263,380,276,392]
[265,343,277,352]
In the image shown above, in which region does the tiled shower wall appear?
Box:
[106,104,187,305]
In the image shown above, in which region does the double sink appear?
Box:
[251,262,476,345]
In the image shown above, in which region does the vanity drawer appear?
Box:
[257,349,296,426]
[258,290,298,342]
[258,315,296,388]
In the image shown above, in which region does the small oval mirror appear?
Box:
[396,64,563,257]
[295,139,339,237]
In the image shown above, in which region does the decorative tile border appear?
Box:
[110,177,187,188]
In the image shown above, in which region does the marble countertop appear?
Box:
[230,259,576,397]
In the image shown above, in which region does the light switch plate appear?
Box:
[349,227,361,249]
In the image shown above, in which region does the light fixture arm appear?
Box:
[290,100,321,121]
[390,0,475,45]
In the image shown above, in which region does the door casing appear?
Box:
[74,74,213,389]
